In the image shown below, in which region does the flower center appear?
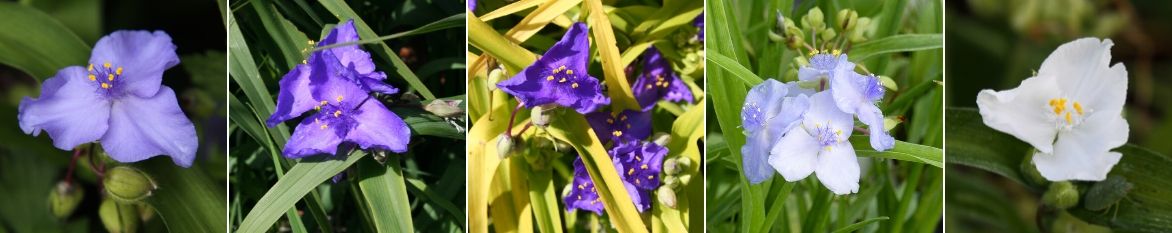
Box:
[644,74,671,90]
[312,95,355,130]
[1046,97,1090,130]
[545,65,581,89]
[608,113,632,138]
[741,102,765,129]
[861,75,885,101]
[810,123,843,151]
[88,62,124,95]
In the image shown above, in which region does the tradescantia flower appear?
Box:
[497,22,610,113]
[977,38,1128,181]
[633,47,693,111]
[740,79,810,184]
[694,13,704,42]
[769,92,861,195]
[18,30,198,167]
[277,51,411,158]
[585,109,652,145]
[268,20,398,126]
[564,141,668,214]
[800,53,894,151]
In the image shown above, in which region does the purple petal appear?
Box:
[18,67,112,150]
[664,73,694,103]
[584,111,615,144]
[497,23,608,113]
[88,30,179,97]
[100,86,197,167]
[284,112,346,158]
[619,110,653,142]
[344,100,411,153]
[268,64,315,126]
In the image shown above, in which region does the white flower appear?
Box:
[977,38,1129,181]
[769,91,860,194]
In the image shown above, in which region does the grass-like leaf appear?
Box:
[706,53,764,87]
[849,34,943,62]
[0,2,90,79]
[237,152,366,232]
[140,159,227,233]
[355,155,414,233]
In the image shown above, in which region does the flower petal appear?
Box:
[769,126,821,182]
[855,103,894,151]
[976,75,1061,153]
[344,100,411,153]
[804,92,854,137]
[741,129,777,183]
[18,67,112,150]
[665,73,694,103]
[741,79,790,133]
[268,64,315,126]
[1034,112,1128,181]
[100,86,197,167]
[283,112,346,158]
[1041,38,1128,116]
[89,30,179,97]
[814,143,861,195]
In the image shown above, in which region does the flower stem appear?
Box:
[506,103,523,136]
[63,148,83,186]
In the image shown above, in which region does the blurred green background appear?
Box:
[0,0,227,232]
[946,0,1172,232]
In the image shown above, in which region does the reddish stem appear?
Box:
[506,103,524,136]
[63,148,83,186]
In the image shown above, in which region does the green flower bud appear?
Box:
[1042,181,1079,209]
[820,29,837,42]
[651,133,671,146]
[424,99,465,118]
[487,66,505,91]
[850,17,873,43]
[663,159,681,176]
[678,174,693,186]
[100,198,140,233]
[675,157,692,171]
[837,9,859,32]
[663,175,680,189]
[657,186,677,208]
[49,181,84,219]
[104,166,156,203]
[802,7,826,33]
[1020,150,1049,187]
[496,133,516,159]
[530,104,556,127]
[775,10,787,32]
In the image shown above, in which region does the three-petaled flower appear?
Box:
[586,109,652,145]
[633,47,693,111]
[19,30,198,167]
[769,92,861,194]
[565,140,667,214]
[977,38,1128,181]
[740,79,809,184]
[497,22,610,114]
[268,20,411,158]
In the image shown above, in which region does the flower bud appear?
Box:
[657,186,677,208]
[1042,181,1079,209]
[675,157,692,171]
[678,174,693,185]
[663,159,681,176]
[530,104,556,127]
[651,133,671,146]
[496,133,516,159]
[487,66,505,91]
[802,7,826,33]
[49,181,84,219]
[837,9,859,32]
[424,99,465,118]
[850,17,873,43]
[104,166,156,203]
[662,175,680,189]
[100,198,140,233]
[820,29,837,41]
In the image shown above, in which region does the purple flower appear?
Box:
[611,141,667,212]
[585,109,652,145]
[497,22,610,114]
[740,79,810,184]
[769,92,861,195]
[18,31,198,167]
[278,50,411,158]
[694,13,704,42]
[830,72,894,151]
[468,0,476,11]
[633,47,693,111]
[268,20,398,126]
[565,157,604,215]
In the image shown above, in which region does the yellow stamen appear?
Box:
[320,124,329,129]
[1065,112,1072,124]
[607,118,614,124]
[621,115,628,121]
[628,168,634,175]
[107,74,114,81]
[566,69,573,75]
[103,62,111,68]
[578,184,584,190]
[832,49,842,56]
[320,100,328,106]
[314,105,321,111]
[613,130,623,137]
[571,82,579,88]
[101,83,110,89]
[88,64,93,71]
[648,175,654,180]
[577,195,581,200]
[1073,102,1084,115]
[646,84,653,89]
[334,110,342,117]
[635,156,641,161]
[88,74,96,81]
[115,67,123,75]
[546,75,554,81]
[640,164,648,169]
[559,77,567,83]
[336,95,343,103]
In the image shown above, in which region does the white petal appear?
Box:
[1032,145,1121,182]
[815,143,861,195]
[769,127,820,182]
[976,75,1061,153]
[804,92,854,137]
[1040,38,1127,115]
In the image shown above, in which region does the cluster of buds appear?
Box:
[656,152,693,209]
[771,7,876,50]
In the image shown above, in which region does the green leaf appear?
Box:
[850,136,943,168]
[237,152,366,232]
[944,108,1030,184]
[706,53,764,87]
[249,0,311,70]
[830,217,889,233]
[0,2,90,79]
[140,159,227,233]
[545,112,648,233]
[848,34,942,62]
[356,154,415,233]
[313,13,465,52]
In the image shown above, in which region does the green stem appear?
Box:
[520,155,564,233]
[890,163,924,233]
[760,180,795,233]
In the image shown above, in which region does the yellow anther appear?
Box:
[302,59,307,64]
[547,75,554,81]
[607,118,614,124]
[558,65,566,71]
[566,69,573,75]
[635,179,641,185]
[334,110,342,117]
[1064,112,1072,124]
[88,64,94,71]
[336,95,344,103]
[648,175,654,180]
[571,82,579,88]
[103,62,111,68]
[88,74,96,81]
[101,83,110,89]
[635,156,641,161]
[576,195,581,200]
[320,124,329,129]
[1073,102,1084,115]
[320,100,328,106]
[646,84,653,89]
[613,130,623,137]
[640,164,648,169]
[832,49,842,56]
[115,67,123,75]
[314,105,321,111]
[620,115,628,121]
[558,78,567,83]
[578,184,584,190]
[107,74,114,81]
[628,168,634,175]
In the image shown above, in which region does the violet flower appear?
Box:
[277,50,411,158]
[268,20,398,126]
[611,140,667,212]
[565,157,604,215]
[741,79,810,184]
[497,22,610,113]
[585,109,652,145]
[694,13,704,42]
[18,31,198,167]
[633,47,693,111]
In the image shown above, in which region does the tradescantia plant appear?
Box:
[468,0,703,232]
[705,0,943,232]
[229,0,466,232]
